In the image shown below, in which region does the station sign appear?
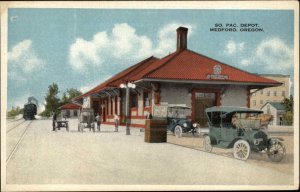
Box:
[206,64,229,80]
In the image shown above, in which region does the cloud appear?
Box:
[69,22,195,71]
[255,37,293,72]
[224,40,245,55]
[153,23,195,56]
[239,37,293,74]
[8,39,45,81]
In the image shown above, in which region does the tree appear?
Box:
[7,106,22,118]
[282,95,293,125]
[60,88,82,106]
[43,83,61,117]
[282,95,293,112]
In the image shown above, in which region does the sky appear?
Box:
[7,9,294,112]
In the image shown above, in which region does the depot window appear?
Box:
[143,91,150,107]
[130,93,138,108]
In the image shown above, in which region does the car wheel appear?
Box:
[267,141,286,162]
[194,127,201,136]
[203,135,213,152]
[174,125,182,138]
[233,140,250,161]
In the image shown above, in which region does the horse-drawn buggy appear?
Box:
[78,108,96,132]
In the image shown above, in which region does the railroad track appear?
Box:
[6,120,33,164]
[6,120,26,133]
[7,118,24,123]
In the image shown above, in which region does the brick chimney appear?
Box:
[176,27,188,51]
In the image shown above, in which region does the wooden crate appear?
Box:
[145,119,167,143]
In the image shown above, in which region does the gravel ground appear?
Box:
[5,119,295,188]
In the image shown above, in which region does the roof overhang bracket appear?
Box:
[111,89,120,96]
[103,90,112,97]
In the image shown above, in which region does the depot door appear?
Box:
[93,101,100,115]
[194,92,216,127]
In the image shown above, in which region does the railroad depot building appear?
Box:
[59,103,82,118]
[74,27,281,128]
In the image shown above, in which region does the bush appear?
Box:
[282,111,293,126]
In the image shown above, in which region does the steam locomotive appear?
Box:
[23,97,38,120]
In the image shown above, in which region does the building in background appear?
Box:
[250,74,290,110]
[59,103,82,118]
[261,102,285,125]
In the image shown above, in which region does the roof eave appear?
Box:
[141,78,281,87]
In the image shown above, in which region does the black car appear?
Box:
[166,105,200,138]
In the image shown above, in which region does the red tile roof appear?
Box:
[74,56,158,100]
[74,49,281,100]
[59,103,82,110]
[145,49,280,85]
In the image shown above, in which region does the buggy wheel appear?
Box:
[174,125,182,138]
[267,141,286,162]
[78,124,81,132]
[203,135,213,152]
[233,140,250,161]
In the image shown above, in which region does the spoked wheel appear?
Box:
[233,140,250,161]
[267,141,286,162]
[193,128,201,136]
[174,125,183,138]
[203,135,213,152]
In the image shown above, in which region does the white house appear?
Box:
[261,102,285,125]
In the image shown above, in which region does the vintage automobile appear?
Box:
[203,106,286,162]
[78,108,96,132]
[166,105,200,138]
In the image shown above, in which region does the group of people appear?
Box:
[93,113,119,132]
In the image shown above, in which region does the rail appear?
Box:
[6,121,33,164]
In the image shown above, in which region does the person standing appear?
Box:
[95,113,101,131]
[114,114,119,132]
[52,111,57,131]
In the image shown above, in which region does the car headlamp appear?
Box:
[183,123,187,127]
[253,138,263,145]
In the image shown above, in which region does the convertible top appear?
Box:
[205,106,263,114]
